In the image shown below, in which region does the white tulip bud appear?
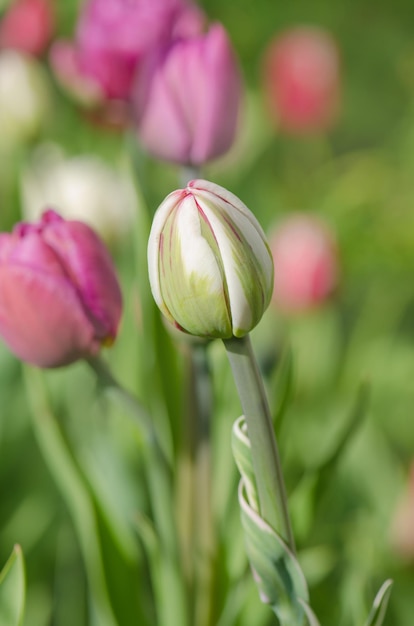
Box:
[0,50,50,146]
[148,179,274,338]
[21,144,136,244]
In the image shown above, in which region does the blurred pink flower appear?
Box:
[50,0,205,105]
[0,0,54,57]
[263,26,341,134]
[0,210,122,367]
[133,23,242,165]
[390,464,414,560]
[270,214,338,313]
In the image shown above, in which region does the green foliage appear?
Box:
[0,546,25,626]
[0,0,414,624]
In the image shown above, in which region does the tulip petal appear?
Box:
[41,215,122,341]
[189,181,274,335]
[188,24,242,164]
[0,264,98,367]
[159,195,231,337]
[135,44,195,163]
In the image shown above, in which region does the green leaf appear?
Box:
[364,579,393,626]
[314,381,370,501]
[298,599,321,626]
[232,416,319,625]
[134,514,189,626]
[271,344,294,435]
[0,545,25,626]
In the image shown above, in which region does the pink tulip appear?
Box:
[391,464,414,559]
[263,27,340,134]
[133,23,242,165]
[270,214,338,313]
[50,0,205,104]
[0,0,54,57]
[0,210,122,367]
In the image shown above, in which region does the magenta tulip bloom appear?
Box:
[133,23,242,166]
[0,210,122,367]
[0,0,54,57]
[263,27,341,134]
[50,0,205,104]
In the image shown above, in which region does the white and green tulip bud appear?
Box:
[148,179,274,338]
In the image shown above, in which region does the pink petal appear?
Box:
[0,264,98,367]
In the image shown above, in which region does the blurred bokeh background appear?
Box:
[1,0,414,624]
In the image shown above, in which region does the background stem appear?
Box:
[190,343,215,626]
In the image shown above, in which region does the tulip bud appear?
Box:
[148,179,273,338]
[21,144,136,244]
[0,0,54,57]
[133,23,242,166]
[0,210,122,367]
[0,50,50,146]
[263,26,341,134]
[270,214,338,313]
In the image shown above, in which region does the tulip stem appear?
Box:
[188,343,215,626]
[180,166,201,186]
[223,334,295,552]
[87,355,154,437]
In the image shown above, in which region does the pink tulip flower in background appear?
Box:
[270,214,339,313]
[0,210,122,368]
[0,0,54,57]
[390,463,414,560]
[50,0,205,106]
[133,23,242,166]
[262,26,341,134]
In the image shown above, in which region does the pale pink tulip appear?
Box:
[0,210,122,367]
[263,27,341,134]
[270,214,338,312]
[391,464,414,559]
[0,0,54,57]
[133,23,242,165]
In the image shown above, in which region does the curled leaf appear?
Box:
[232,415,320,625]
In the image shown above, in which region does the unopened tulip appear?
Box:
[50,0,205,105]
[263,27,340,134]
[0,0,54,57]
[270,214,338,312]
[148,180,273,338]
[0,210,122,367]
[21,144,136,243]
[134,23,242,165]
[0,50,50,146]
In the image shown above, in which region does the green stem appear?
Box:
[180,166,201,186]
[190,343,215,626]
[87,355,157,444]
[223,335,295,552]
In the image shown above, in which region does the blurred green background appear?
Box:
[1,0,414,625]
